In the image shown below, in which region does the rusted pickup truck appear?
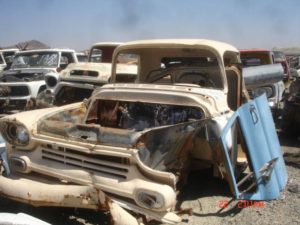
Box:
[0,39,287,224]
[240,49,285,119]
[282,74,300,135]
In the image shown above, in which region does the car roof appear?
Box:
[114,39,239,56]
[240,49,270,53]
[0,48,19,53]
[91,42,123,48]
[15,48,76,54]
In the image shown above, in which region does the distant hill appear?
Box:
[0,40,50,50]
[272,47,300,56]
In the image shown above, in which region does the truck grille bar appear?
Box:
[41,144,130,180]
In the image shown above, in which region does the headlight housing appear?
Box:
[0,122,30,146]
[134,189,165,210]
[45,72,60,89]
[45,76,58,88]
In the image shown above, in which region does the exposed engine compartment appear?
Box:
[86,99,205,131]
[0,71,45,82]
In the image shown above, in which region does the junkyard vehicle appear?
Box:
[76,52,88,62]
[282,73,300,135]
[0,39,287,225]
[288,55,300,77]
[37,62,137,108]
[240,49,285,118]
[273,50,291,81]
[0,49,19,72]
[88,42,121,63]
[44,42,121,90]
[0,49,77,115]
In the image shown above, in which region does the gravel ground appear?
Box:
[0,134,299,225]
[170,136,300,225]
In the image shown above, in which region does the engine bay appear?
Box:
[86,99,205,131]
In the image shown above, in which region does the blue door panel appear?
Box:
[220,94,287,200]
[254,95,288,191]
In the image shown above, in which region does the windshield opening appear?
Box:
[11,52,59,69]
[114,48,224,89]
[241,52,271,67]
[54,86,94,106]
[89,46,118,63]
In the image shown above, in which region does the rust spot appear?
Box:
[95,189,110,211]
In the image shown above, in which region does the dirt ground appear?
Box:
[0,134,299,225]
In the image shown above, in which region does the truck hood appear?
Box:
[0,102,83,133]
[59,62,137,85]
[95,83,230,116]
[0,68,55,82]
[59,62,110,84]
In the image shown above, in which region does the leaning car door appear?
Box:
[220,94,287,200]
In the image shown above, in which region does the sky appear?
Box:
[0,0,300,51]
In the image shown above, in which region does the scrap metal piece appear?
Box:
[108,201,142,225]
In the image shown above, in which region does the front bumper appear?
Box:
[0,175,100,208]
[0,174,144,225]
[0,96,32,115]
[0,144,142,224]
[0,173,183,224]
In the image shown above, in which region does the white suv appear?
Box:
[0,49,77,115]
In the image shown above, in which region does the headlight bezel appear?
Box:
[134,189,165,210]
[0,122,30,146]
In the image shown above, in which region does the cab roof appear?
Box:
[16,48,76,54]
[240,49,270,53]
[91,42,123,48]
[0,48,19,53]
[114,39,239,57]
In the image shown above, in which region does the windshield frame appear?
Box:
[10,51,60,69]
[112,47,225,90]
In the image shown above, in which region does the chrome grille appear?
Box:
[10,86,30,96]
[0,99,28,112]
[0,85,30,97]
[41,144,130,180]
